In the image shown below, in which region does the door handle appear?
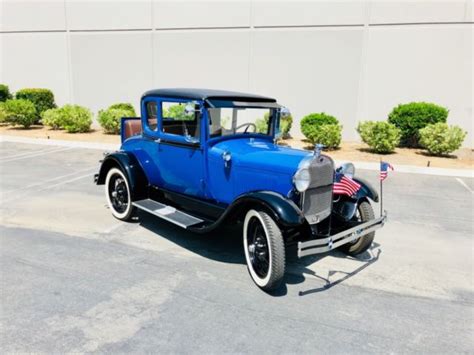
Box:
[222,151,231,168]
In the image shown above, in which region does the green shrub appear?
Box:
[3,99,37,128]
[357,121,401,153]
[98,108,134,134]
[59,105,92,133]
[300,112,339,139]
[300,113,341,149]
[305,124,342,150]
[0,84,12,102]
[419,123,467,155]
[255,117,267,134]
[15,88,56,122]
[42,105,92,132]
[279,113,293,138]
[42,105,93,132]
[163,104,188,120]
[108,102,136,114]
[388,102,448,147]
[98,103,136,134]
[41,107,66,130]
[0,103,8,123]
[255,112,293,138]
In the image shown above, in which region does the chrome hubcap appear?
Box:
[108,174,128,213]
[246,217,270,278]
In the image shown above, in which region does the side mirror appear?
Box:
[184,103,195,116]
[184,101,201,117]
[337,162,355,178]
[280,107,291,118]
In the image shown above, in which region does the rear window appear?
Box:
[146,101,157,131]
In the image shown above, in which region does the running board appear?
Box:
[132,199,204,229]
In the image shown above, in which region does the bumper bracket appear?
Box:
[297,212,387,258]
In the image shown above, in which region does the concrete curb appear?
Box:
[1,135,472,178]
[0,135,118,151]
[333,160,473,178]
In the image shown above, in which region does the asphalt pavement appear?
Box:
[0,141,472,353]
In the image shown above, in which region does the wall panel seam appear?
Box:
[154,26,250,31]
[64,0,74,104]
[3,22,472,35]
[369,21,474,26]
[247,0,254,92]
[355,0,371,133]
[254,24,364,29]
[150,0,156,91]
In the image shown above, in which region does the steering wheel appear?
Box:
[235,123,256,133]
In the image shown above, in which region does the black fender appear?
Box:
[95,151,148,200]
[332,177,378,222]
[190,191,305,234]
[353,177,379,203]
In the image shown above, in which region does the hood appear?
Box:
[210,137,311,175]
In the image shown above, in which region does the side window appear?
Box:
[162,102,195,122]
[160,101,200,141]
[146,101,157,131]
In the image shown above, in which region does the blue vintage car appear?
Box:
[95,88,386,291]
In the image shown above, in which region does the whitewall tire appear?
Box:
[243,209,285,291]
[105,167,135,221]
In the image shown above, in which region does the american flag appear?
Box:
[380,161,394,181]
[333,172,361,196]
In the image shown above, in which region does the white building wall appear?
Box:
[1,0,472,147]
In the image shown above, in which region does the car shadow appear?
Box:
[287,247,382,296]
[138,211,381,296]
[138,211,245,265]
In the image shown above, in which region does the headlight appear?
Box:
[293,168,311,192]
[337,162,355,178]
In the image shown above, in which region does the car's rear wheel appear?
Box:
[105,167,135,221]
[340,200,375,256]
[243,209,285,291]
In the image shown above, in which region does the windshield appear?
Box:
[208,106,276,138]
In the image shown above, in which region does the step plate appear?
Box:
[133,199,204,229]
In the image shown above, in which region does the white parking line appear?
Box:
[455,178,474,194]
[0,147,73,163]
[0,135,118,151]
[0,147,61,161]
[43,173,93,190]
[1,172,94,204]
[2,166,97,195]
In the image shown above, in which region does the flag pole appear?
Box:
[380,159,383,217]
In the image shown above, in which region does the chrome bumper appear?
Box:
[297,212,387,258]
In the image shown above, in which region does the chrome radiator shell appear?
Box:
[300,155,334,224]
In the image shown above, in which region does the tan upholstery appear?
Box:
[122,118,198,140]
[124,119,142,139]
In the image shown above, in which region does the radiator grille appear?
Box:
[302,155,334,224]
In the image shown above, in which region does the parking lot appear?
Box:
[0,140,472,353]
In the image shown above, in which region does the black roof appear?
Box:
[142,88,276,103]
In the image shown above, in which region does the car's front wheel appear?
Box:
[243,209,285,291]
[340,200,375,256]
[105,167,135,221]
